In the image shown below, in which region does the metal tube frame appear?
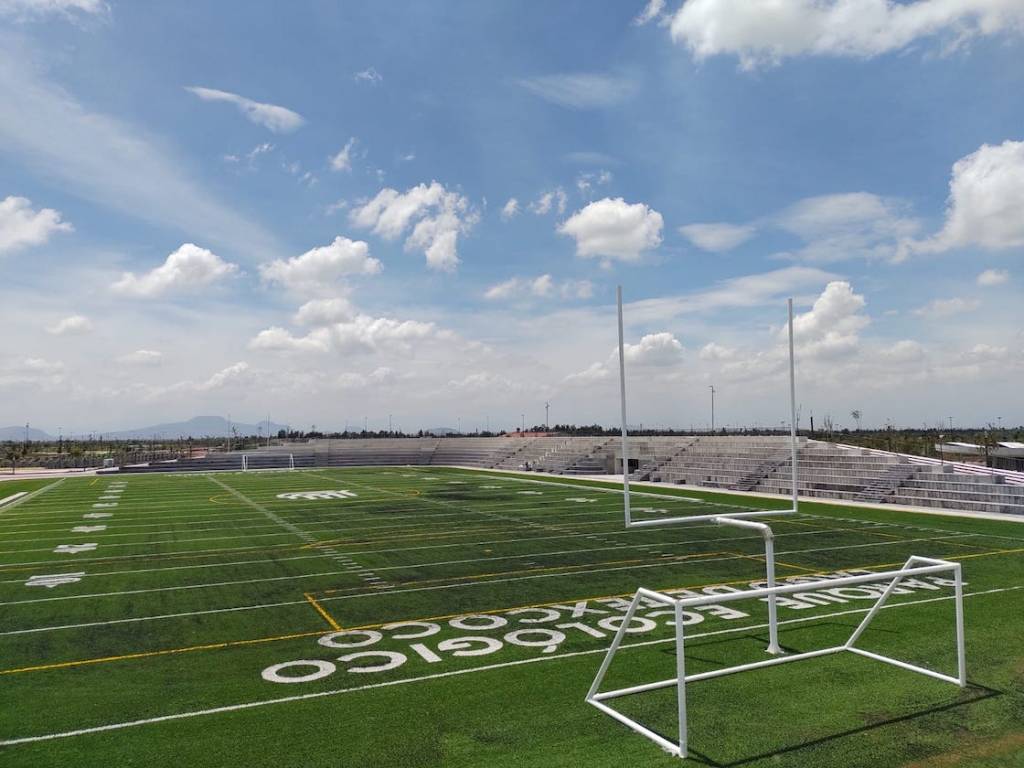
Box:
[586,556,967,759]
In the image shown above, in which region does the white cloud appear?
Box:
[679,222,756,252]
[912,297,980,317]
[623,332,684,366]
[185,86,304,133]
[789,280,869,358]
[967,343,1008,361]
[501,198,520,220]
[879,339,926,363]
[484,275,593,301]
[680,192,919,262]
[293,298,355,326]
[775,192,919,262]
[251,314,441,356]
[349,182,477,272]
[563,361,612,386]
[354,67,383,85]
[529,188,568,216]
[517,73,637,108]
[921,140,1024,252]
[0,196,73,254]
[46,314,92,335]
[0,48,281,259]
[633,0,666,26]
[699,342,736,361]
[0,0,106,18]
[329,137,357,172]
[249,326,330,353]
[112,244,238,298]
[669,0,1024,69]
[117,349,162,366]
[197,362,250,391]
[259,237,381,295]
[559,197,664,262]
[576,170,612,197]
[977,268,1010,286]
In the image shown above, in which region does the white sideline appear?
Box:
[0,584,1015,748]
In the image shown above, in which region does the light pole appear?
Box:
[709,385,715,433]
[545,401,550,432]
[521,414,525,433]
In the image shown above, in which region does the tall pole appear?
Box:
[617,286,632,526]
[545,401,550,432]
[787,298,799,513]
[709,385,715,433]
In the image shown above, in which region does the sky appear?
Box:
[0,0,1022,435]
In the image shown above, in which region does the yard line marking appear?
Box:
[0,584,1017,747]
[0,479,62,513]
[304,593,341,631]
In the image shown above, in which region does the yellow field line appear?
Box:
[727,551,819,573]
[0,629,327,676]
[304,592,341,630]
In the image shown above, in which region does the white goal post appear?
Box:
[586,555,967,759]
[615,287,801,526]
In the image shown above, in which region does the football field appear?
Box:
[1,467,1022,767]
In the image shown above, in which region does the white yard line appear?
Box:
[1,584,1017,748]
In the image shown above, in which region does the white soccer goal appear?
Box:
[586,555,967,759]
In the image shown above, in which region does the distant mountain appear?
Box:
[104,416,289,440]
[0,425,54,442]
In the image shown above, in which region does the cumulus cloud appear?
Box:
[117,349,162,366]
[197,362,251,391]
[484,275,593,301]
[349,181,477,272]
[623,332,684,366]
[879,339,926,363]
[529,188,568,216]
[293,297,355,326]
[919,140,1024,252]
[250,314,441,356]
[517,73,637,109]
[563,361,612,386]
[977,268,1010,286]
[912,297,980,317]
[679,222,756,252]
[259,237,381,295]
[46,314,92,335]
[0,195,73,254]
[789,280,869,358]
[559,197,663,262]
[501,197,520,220]
[112,244,238,298]
[329,137,357,172]
[185,86,304,133]
[699,342,736,361]
[669,0,1024,69]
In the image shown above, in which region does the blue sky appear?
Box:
[1,0,1022,434]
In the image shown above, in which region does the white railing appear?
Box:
[587,555,966,759]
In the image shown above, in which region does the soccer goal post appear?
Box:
[586,555,967,759]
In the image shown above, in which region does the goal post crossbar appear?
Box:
[587,555,967,759]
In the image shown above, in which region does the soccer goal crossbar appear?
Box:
[586,555,967,759]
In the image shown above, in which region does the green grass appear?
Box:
[0,467,1021,767]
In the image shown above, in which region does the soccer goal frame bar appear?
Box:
[615,287,801,527]
[586,555,967,760]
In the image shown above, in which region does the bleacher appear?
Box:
[102,435,1024,516]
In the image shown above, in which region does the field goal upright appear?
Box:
[614,286,802,527]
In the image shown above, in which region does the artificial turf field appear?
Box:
[1,467,1022,767]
